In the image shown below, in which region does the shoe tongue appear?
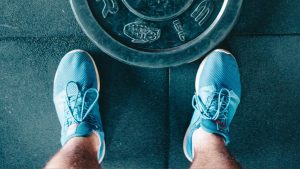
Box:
[198,85,217,104]
[74,122,93,137]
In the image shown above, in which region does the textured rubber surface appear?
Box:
[0,38,169,169]
[1,0,300,38]
[169,36,300,169]
[0,0,300,168]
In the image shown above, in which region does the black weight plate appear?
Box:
[70,0,243,68]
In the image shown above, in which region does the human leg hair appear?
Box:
[190,128,241,169]
[45,133,101,169]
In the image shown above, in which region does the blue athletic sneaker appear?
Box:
[53,50,105,163]
[183,49,241,162]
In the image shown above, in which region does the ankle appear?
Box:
[66,132,100,154]
[66,124,100,152]
[86,132,101,153]
[192,128,225,154]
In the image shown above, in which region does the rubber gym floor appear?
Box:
[0,0,299,168]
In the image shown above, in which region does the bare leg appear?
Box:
[190,128,241,169]
[45,133,101,169]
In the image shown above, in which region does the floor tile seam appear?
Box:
[230,33,300,37]
[0,35,88,41]
[166,67,171,169]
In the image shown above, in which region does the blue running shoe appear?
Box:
[53,49,105,163]
[183,49,241,162]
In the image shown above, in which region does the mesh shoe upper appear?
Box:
[183,49,241,162]
[53,50,105,163]
[197,50,241,97]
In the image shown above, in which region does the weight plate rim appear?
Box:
[70,0,243,68]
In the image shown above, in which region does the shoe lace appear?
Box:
[64,81,99,127]
[192,88,231,131]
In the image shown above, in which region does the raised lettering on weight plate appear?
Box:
[123,22,161,44]
[190,0,214,26]
[96,0,119,18]
[173,19,186,41]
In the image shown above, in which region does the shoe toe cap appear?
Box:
[54,50,98,95]
[199,50,241,97]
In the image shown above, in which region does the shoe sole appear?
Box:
[183,49,235,162]
[95,131,106,164]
